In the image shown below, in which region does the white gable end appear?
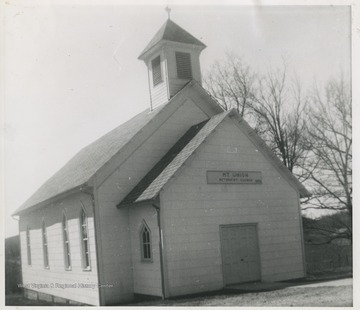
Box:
[160,117,305,297]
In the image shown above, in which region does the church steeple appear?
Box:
[138,19,206,110]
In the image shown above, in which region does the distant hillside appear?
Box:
[302,213,352,274]
[302,212,351,245]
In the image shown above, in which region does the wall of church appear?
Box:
[129,204,162,296]
[95,99,209,304]
[151,79,169,109]
[160,117,305,297]
[19,193,100,306]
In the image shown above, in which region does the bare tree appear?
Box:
[205,56,309,176]
[250,64,309,175]
[303,76,352,221]
[204,53,255,117]
[204,54,352,241]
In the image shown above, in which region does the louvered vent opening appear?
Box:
[176,52,192,80]
[152,56,162,86]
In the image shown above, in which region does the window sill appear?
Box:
[177,77,193,80]
[82,266,91,272]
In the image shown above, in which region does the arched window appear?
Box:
[140,221,152,262]
[62,213,71,270]
[42,220,49,268]
[26,226,31,266]
[80,208,90,270]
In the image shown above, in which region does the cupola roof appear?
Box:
[138,19,206,59]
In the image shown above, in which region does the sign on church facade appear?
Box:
[206,171,262,184]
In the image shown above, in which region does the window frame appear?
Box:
[79,208,91,271]
[175,51,193,80]
[42,220,50,269]
[26,226,31,266]
[151,55,162,87]
[62,213,72,270]
[140,221,153,263]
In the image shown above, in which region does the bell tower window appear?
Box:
[152,55,162,86]
[176,52,192,79]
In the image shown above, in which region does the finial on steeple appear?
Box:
[165,6,171,19]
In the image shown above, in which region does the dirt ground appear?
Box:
[129,285,352,307]
[6,283,352,307]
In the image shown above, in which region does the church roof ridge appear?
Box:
[118,106,311,207]
[12,82,217,216]
[12,107,158,215]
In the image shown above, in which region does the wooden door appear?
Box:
[220,224,261,285]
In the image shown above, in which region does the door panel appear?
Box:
[220,224,261,285]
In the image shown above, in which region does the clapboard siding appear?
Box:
[95,99,209,304]
[145,42,204,109]
[151,81,168,109]
[19,193,99,306]
[161,118,305,297]
[129,204,162,296]
[148,52,169,109]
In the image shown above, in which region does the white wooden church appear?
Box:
[14,17,310,306]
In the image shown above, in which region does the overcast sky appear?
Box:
[3,3,351,237]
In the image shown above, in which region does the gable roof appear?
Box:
[12,106,165,216]
[138,19,206,59]
[118,110,231,207]
[13,81,223,216]
[118,109,310,207]
[14,81,309,216]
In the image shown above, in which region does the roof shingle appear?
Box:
[13,107,164,215]
[138,19,206,59]
[118,111,230,207]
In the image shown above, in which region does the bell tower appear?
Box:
[138,17,206,110]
